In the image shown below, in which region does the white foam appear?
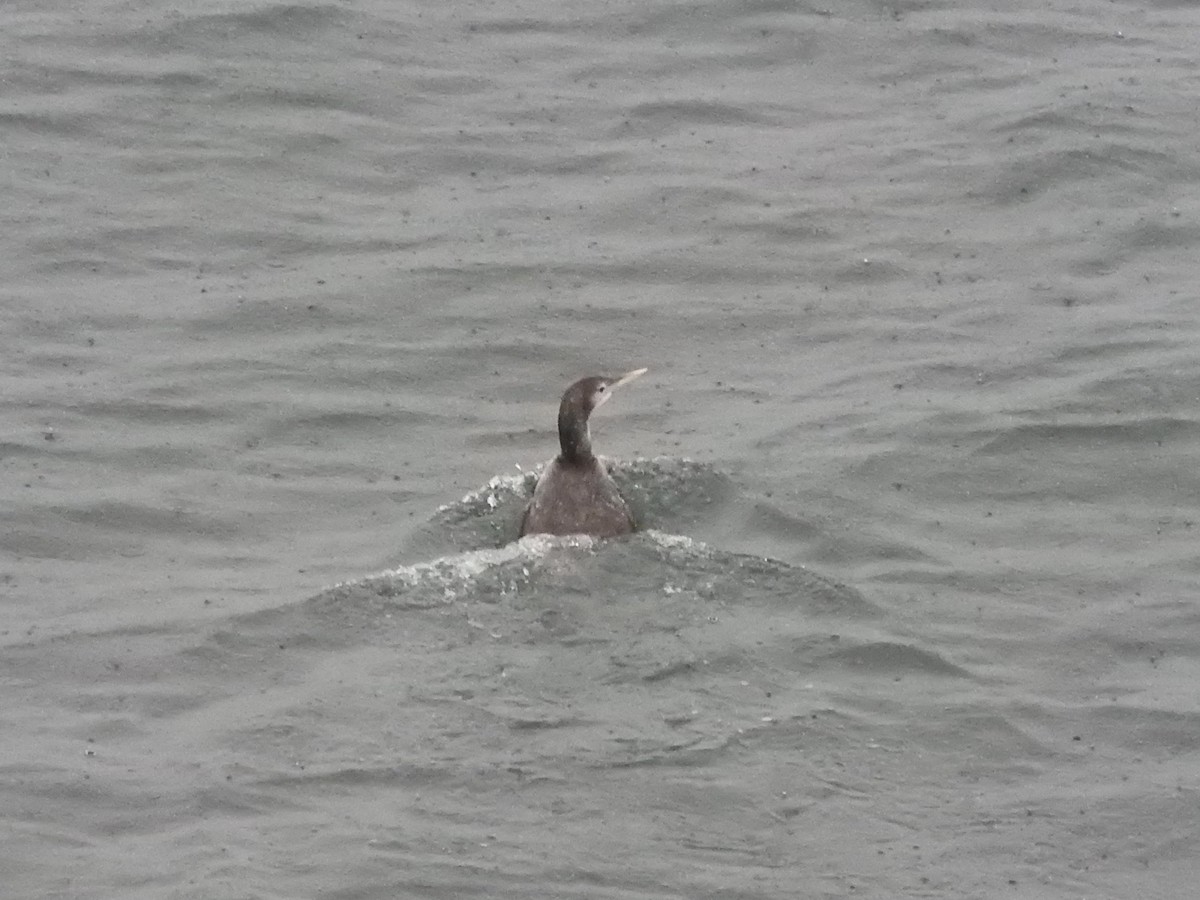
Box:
[336,532,597,592]
[644,529,705,552]
[436,470,536,513]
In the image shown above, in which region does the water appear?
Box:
[3,1,1199,897]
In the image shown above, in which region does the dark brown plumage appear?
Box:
[519,368,647,538]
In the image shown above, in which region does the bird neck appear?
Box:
[557,402,594,465]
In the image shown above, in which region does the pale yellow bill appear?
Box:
[613,367,648,388]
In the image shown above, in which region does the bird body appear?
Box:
[520,455,634,538]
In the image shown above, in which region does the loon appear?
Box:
[519,368,647,538]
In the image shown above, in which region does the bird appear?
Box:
[519,368,647,538]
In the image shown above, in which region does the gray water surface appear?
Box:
[4,1,1199,897]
